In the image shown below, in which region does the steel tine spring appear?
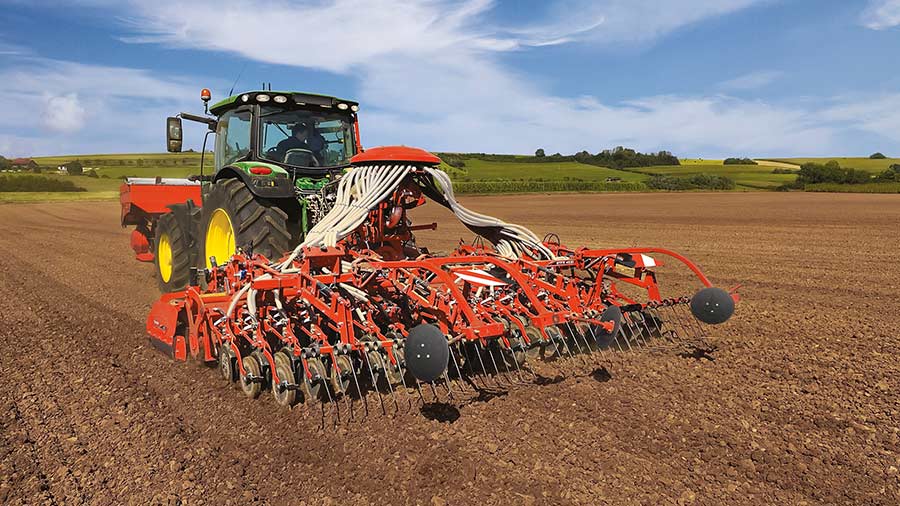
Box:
[428,381,441,403]
[469,341,491,380]
[489,341,517,386]
[412,377,427,405]
[634,311,662,351]
[612,325,631,352]
[460,341,491,390]
[477,340,504,385]
[667,304,691,342]
[585,325,610,362]
[571,322,603,367]
[558,327,578,360]
[678,303,706,340]
[363,352,387,416]
[623,312,650,348]
[649,306,676,344]
[448,346,476,393]
[505,338,529,384]
[319,366,340,426]
[474,341,503,389]
[395,362,416,413]
[376,348,401,415]
[441,371,455,400]
[347,356,368,419]
[564,322,592,367]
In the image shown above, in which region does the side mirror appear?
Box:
[166,116,183,153]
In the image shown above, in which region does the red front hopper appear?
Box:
[120,177,202,262]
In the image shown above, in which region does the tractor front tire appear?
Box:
[199,178,298,268]
[154,212,192,292]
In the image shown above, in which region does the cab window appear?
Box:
[215,109,252,169]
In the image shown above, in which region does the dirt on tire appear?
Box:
[1,192,898,505]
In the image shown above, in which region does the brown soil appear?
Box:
[1,192,898,505]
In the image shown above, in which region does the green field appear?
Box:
[627,163,795,189]
[454,159,646,183]
[0,173,123,202]
[680,158,725,165]
[804,182,900,193]
[7,152,898,201]
[766,157,900,173]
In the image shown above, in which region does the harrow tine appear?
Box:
[363,352,387,416]
[557,328,578,361]
[319,368,340,426]
[585,324,610,362]
[504,338,530,384]
[348,357,368,419]
[394,361,415,413]
[378,350,402,415]
[623,313,649,348]
[474,341,504,389]
[650,306,676,344]
[564,322,592,367]
[441,371,455,400]
[634,311,662,351]
[678,303,705,339]
[486,342,514,386]
[448,347,476,393]
[462,342,493,390]
[572,322,603,367]
[667,304,691,342]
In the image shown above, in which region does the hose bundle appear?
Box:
[278,163,554,271]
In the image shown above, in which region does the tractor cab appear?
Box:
[167,90,361,177]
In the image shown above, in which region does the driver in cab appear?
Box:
[275,122,325,165]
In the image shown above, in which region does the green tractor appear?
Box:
[124,89,363,291]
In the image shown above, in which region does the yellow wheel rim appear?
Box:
[158,232,173,283]
[205,208,236,269]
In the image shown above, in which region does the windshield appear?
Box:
[259,106,355,168]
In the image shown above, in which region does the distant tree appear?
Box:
[0,156,10,171]
[723,157,757,165]
[870,152,887,159]
[64,160,84,175]
[86,170,99,178]
[797,161,871,186]
[32,165,42,174]
[535,148,545,157]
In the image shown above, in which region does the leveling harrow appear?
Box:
[143,149,738,417]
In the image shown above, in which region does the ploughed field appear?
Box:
[1,193,898,505]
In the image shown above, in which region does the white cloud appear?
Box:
[42,93,87,132]
[0,57,216,156]
[819,94,900,142]
[861,0,900,30]
[719,70,783,91]
[515,0,769,46]
[108,0,840,157]
[4,0,898,158]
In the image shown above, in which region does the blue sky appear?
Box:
[1,0,899,158]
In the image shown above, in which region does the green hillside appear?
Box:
[630,163,795,189]
[455,159,646,183]
[767,157,900,173]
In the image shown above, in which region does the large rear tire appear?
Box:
[154,212,192,292]
[199,178,299,268]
